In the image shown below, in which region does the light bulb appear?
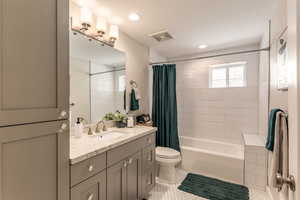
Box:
[109,24,119,40]
[96,16,107,34]
[80,7,92,25]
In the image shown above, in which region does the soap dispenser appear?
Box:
[127,116,135,128]
[74,117,83,138]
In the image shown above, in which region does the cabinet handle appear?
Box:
[58,122,68,133]
[147,153,152,161]
[128,158,133,164]
[87,193,94,200]
[88,165,94,172]
[58,110,67,119]
[147,178,152,185]
[147,138,152,143]
[124,161,128,168]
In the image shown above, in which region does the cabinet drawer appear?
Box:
[143,133,155,146]
[107,133,155,167]
[141,167,156,198]
[71,152,106,186]
[71,170,106,200]
[142,144,156,172]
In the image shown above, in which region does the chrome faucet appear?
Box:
[95,120,107,133]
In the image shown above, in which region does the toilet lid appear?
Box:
[156,147,180,159]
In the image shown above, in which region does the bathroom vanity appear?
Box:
[70,126,157,200]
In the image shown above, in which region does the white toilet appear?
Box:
[156,146,181,184]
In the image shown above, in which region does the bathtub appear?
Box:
[180,136,244,184]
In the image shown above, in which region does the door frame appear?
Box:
[287,0,300,199]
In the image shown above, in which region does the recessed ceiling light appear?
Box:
[128,13,140,21]
[198,44,208,49]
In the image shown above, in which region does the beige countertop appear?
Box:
[70,126,157,165]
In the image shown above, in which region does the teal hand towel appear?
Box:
[130,89,139,111]
[266,108,283,151]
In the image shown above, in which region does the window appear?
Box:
[209,62,247,88]
[118,75,126,92]
[211,67,227,88]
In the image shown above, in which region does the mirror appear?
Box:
[70,31,126,126]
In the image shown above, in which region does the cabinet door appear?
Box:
[141,168,156,199]
[141,144,156,198]
[126,152,142,200]
[0,0,69,126]
[142,144,156,172]
[107,159,127,200]
[0,120,69,200]
[71,170,106,200]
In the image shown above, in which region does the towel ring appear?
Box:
[130,80,138,88]
[280,112,288,118]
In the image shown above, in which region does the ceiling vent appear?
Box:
[149,30,173,42]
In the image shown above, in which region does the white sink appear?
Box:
[92,131,125,141]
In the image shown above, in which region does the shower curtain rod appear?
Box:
[149,47,270,65]
[89,68,125,76]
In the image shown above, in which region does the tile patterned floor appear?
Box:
[148,170,270,200]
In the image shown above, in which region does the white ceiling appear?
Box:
[74,0,274,58]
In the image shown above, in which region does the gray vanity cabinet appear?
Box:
[141,144,156,199]
[0,120,69,200]
[0,0,69,126]
[71,170,106,200]
[107,159,127,200]
[107,152,142,200]
[126,152,142,200]
[72,132,156,200]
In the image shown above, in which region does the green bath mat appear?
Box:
[178,173,249,200]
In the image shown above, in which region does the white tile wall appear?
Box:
[244,146,268,190]
[70,58,91,125]
[177,47,260,145]
[91,62,126,122]
[91,71,115,122]
[243,134,268,190]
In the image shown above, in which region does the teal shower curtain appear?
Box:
[152,64,180,152]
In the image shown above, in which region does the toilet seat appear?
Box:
[156,147,181,159]
[155,147,181,183]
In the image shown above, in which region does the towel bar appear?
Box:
[276,173,296,192]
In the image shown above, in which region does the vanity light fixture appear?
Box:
[109,24,119,44]
[96,16,108,38]
[80,7,92,32]
[72,7,120,47]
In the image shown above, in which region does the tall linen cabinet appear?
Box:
[0,0,70,200]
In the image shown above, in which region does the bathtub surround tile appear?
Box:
[243,134,268,191]
[148,169,270,200]
[176,47,259,145]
